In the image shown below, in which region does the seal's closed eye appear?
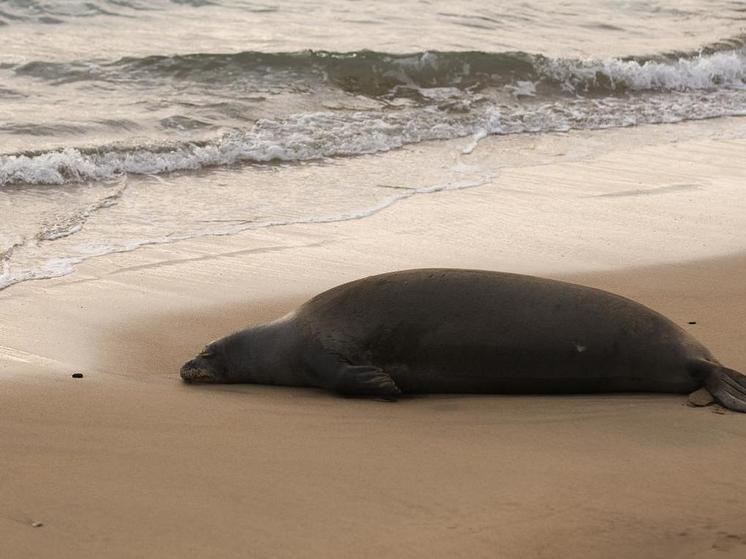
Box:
[199,348,215,359]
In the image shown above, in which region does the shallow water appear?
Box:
[1,0,746,289]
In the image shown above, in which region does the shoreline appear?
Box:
[3,115,746,293]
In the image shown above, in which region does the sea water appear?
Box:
[1,0,745,289]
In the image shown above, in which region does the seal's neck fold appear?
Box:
[224,319,304,386]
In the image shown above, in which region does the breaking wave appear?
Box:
[10,38,746,95]
[3,38,746,187]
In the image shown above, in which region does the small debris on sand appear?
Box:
[71,373,84,378]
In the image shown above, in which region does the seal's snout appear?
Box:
[180,358,218,383]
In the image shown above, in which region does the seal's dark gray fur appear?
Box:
[181,269,746,411]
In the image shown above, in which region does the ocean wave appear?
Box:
[12,38,746,95]
[3,84,746,187]
[0,110,503,185]
[0,0,275,26]
[0,0,203,25]
[542,50,746,93]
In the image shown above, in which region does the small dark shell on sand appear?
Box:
[71,373,84,378]
[31,522,43,528]
[688,321,697,325]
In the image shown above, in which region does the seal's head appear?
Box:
[180,343,229,383]
[180,325,291,386]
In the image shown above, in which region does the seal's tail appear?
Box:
[703,363,746,413]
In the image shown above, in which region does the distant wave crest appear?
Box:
[11,37,746,95]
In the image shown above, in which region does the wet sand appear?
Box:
[2,123,746,558]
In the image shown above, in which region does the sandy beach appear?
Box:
[2,119,746,558]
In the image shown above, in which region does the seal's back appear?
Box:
[298,269,712,394]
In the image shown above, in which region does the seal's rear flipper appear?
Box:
[333,365,401,400]
[703,364,746,413]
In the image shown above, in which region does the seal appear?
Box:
[180,268,746,411]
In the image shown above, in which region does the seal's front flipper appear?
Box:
[333,365,401,400]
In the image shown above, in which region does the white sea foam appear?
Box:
[544,51,746,92]
[3,77,746,188]
[508,80,538,97]
[0,109,504,186]
[0,165,497,291]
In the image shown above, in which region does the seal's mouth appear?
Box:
[180,359,219,383]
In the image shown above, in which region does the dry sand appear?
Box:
[2,121,746,558]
